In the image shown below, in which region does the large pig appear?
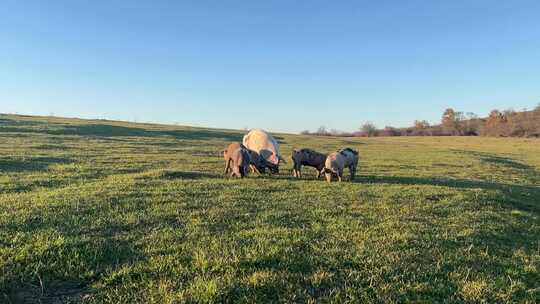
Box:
[242,129,283,173]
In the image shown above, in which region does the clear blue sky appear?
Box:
[2,0,539,133]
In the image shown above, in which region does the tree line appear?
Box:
[302,104,540,137]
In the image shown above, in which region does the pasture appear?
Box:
[1,114,539,303]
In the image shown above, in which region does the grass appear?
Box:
[0,113,539,303]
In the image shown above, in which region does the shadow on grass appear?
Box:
[252,174,298,181]
[157,129,243,141]
[0,118,43,127]
[356,175,540,212]
[0,117,294,143]
[1,121,245,142]
[160,170,311,182]
[339,139,367,145]
[0,157,72,173]
[454,150,534,171]
[6,281,91,304]
[1,200,158,303]
[0,179,67,195]
[3,236,144,304]
[160,170,221,180]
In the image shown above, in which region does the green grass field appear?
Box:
[1,114,539,303]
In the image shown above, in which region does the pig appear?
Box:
[291,148,327,178]
[321,148,359,182]
[242,129,283,173]
[223,142,251,178]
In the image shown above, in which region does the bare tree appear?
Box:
[483,110,507,136]
[441,108,456,135]
[463,112,480,135]
[414,120,430,129]
[329,128,343,136]
[441,108,464,135]
[315,126,330,136]
[360,122,377,137]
